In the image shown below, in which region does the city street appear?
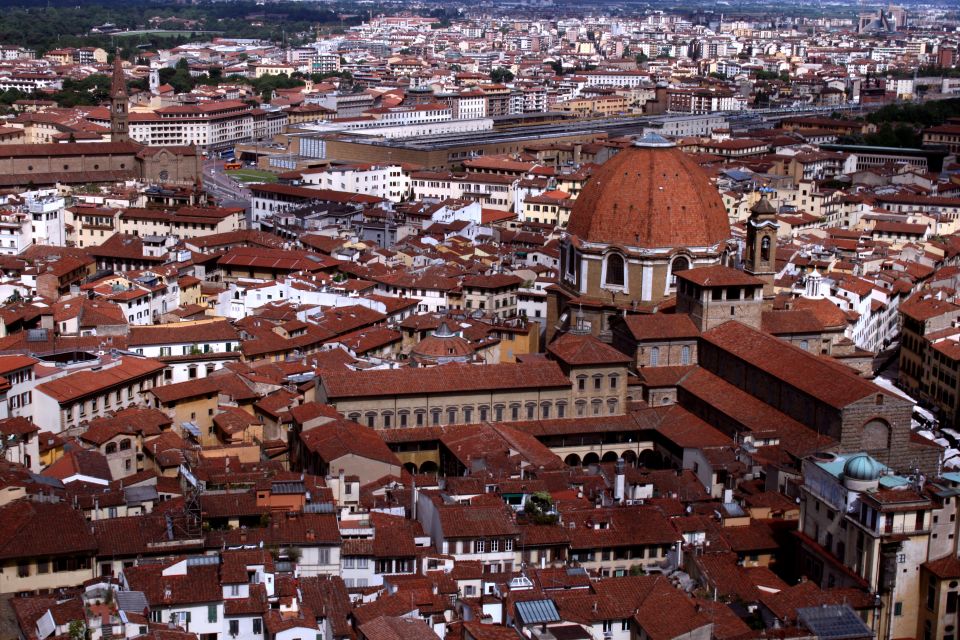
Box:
[202,156,252,213]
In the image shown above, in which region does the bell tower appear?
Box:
[744,194,779,300]
[110,53,130,143]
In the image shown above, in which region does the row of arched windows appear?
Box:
[602,253,691,289]
[348,400,571,429]
[104,439,132,455]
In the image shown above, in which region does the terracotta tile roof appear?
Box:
[567,143,730,250]
[0,500,96,560]
[677,265,764,287]
[36,357,165,404]
[924,554,960,579]
[299,418,401,467]
[205,511,341,546]
[321,360,570,399]
[424,492,518,539]
[123,560,222,607]
[93,514,203,557]
[621,314,700,341]
[298,576,352,636]
[225,582,269,616]
[547,332,631,365]
[701,321,890,409]
[0,417,38,437]
[151,372,256,404]
[0,354,38,374]
[362,616,441,640]
[81,407,170,445]
[129,319,240,346]
[43,447,112,483]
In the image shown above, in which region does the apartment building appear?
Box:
[32,357,167,435]
[301,164,410,202]
[117,206,246,240]
[129,100,254,151]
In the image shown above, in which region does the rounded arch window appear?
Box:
[670,255,690,285]
[604,253,625,287]
[862,419,891,451]
[761,236,771,261]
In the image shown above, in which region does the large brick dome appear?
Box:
[566,135,731,250]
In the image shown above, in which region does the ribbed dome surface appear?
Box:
[412,323,475,359]
[843,454,881,481]
[566,140,731,249]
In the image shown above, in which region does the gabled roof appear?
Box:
[0,500,96,560]
[547,332,631,365]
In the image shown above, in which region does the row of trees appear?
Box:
[0,0,373,54]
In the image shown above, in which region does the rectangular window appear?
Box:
[253,619,262,634]
[229,620,239,636]
[208,604,217,623]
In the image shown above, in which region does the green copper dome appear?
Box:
[843,454,881,481]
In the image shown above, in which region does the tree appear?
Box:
[490,67,514,83]
[636,52,648,65]
[68,621,86,640]
[523,491,558,525]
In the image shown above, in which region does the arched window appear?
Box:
[862,419,891,450]
[607,399,618,414]
[650,347,660,366]
[576,400,587,417]
[119,438,131,451]
[800,339,809,351]
[565,243,576,278]
[605,253,625,287]
[681,345,691,365]
[348,412,361,422]
[670,256,690,285]
[105,443,117,455]
[761,236,771,262]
